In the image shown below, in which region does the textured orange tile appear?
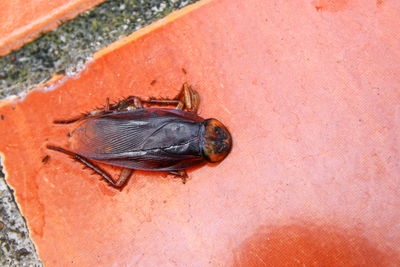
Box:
[1,0,400,266]
[0,0,105,56]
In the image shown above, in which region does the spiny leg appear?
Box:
[143,99,182,106]
[53,98,112,124]
[53,96,144,124]
[93,95,143,114]
[169,170,189,184]
[52,84,198,124]
[116,168,134,188]
[53,108,110,124]
[178,83,200,113]
[53,114,91,124]
[113,96,143,110]
[105,98,110,112]
[47,145,133,189]
[142,83,200,114]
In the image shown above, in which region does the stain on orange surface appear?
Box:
[0,0,105,56]
[312,0,350,12]
[0,0,399,266]
[234,224,400,266]
[376,0,384,7]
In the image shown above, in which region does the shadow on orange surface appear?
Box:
[0,0,105,56]
[0,0,399,265]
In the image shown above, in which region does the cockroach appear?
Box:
[47,84,232,189]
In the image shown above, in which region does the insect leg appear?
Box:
[47,145,130,189]
[105,98,110,112]
[116,168,134,188]
[53,115,90,124]
[142,83,200,114]
[113,96,143,111]
[179,83,200,114]
[143,99,183,107]
[53,108,111,124]
[169,170,189,184]
[53,96,144,124]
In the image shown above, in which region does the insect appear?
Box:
[47,84,232,189]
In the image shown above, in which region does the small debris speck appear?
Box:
[41,155,50,163]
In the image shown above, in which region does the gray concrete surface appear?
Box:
[0,0,199,265]
[0,166,42,267]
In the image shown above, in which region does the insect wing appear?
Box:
[70,108,205,170]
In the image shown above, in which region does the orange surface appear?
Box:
[1,0,400,266]
[0,0,105,56]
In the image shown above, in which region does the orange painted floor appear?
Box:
[0,0,105,55]
[1,0,400,266]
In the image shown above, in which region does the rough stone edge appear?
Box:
[0,160,43,266]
